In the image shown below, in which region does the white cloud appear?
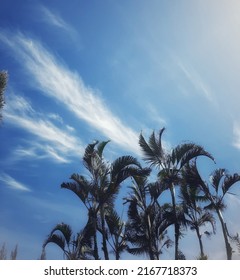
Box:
[147,104,167,126]
[173,55,216,104]
[0,173,31,192]
[4,93,83,163]
[40,5,76,36]
[47,113,63,124]
[1,32,141,155]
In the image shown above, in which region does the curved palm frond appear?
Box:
[43,233,66,252]
[97,140,110,158]
[172,143,215,169]
[210,168,225,193]
[139,128,165,167]
[43,223,73,254]
[61,179,91,207]
[222,173,240,195]
[111,155,142,179]
[83,141,99,170]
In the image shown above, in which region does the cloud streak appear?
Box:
[4,93,83,163]
[39,5,76,36]
[1,32,140,155]
[173,55,216,104]
[0,173,31,192]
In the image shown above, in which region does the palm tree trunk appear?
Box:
[115,249,120,260]
[170,184,180,260]
[100,208,109,260]
[93,232,99,260]
[195,226,204,258]
[216,209,232,260]
[91,210,100,260]
[146,214,156,260]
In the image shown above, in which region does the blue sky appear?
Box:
[0,0,240,259]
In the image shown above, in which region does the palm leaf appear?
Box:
[222,173,240,196]
[105,209,122,236]
[172,143,214,169]
[111,156,141,179]
[139,128,165,167]
[43,233,66,251]
[43,223,73,250]
[148,181,167,201]
[127,246,149,256]
[61,181,89,205]
[210,169,225,193]
[97,140,110,158]
[83,141,98,170]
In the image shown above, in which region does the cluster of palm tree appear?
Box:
[43,128,240,260]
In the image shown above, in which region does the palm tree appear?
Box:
[0,71,8,121]
[105,208,127,260]
[125,176,173,260]
[180,183,216,259]
[43,223,93,260]
[61,140,149,259]
[139,128,214,259]
[182,161,240,260]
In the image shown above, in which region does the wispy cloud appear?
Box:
[4,93,83,163]
[173,55,216,104]
[146,104,167,127]
[0,173,31,192]
[1,32,141,155]
[39,5,76,36]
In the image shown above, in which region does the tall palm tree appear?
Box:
[125,176,173,260]
[43,223,93,260]
[180,184,216,259]
[61,140,149,259]
[0,71,8,121]
[182,161,240,260]
[139,128,214,259]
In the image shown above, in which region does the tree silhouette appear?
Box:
[139,128,214,259]
[180,182,216,259]
[61,140,149,259]
[182,161,240,260]
[43,223,93,260]
[125,176,173,259]
[43,130,240,260]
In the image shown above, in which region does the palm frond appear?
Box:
[97,140,110,158]
[172,143,214,169]
[111,156,142,178]
[210,169,225,193]
[222,173,240,196]
[105,209,124,236]
[127,246,149,256]
[43,233,66,251]
[43,223,73,251]
[139,128,165,167]
[148,181,167,201]
[83,141,99,170]
[61,180,90,205]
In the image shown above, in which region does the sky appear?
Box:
[0,0,240,260]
